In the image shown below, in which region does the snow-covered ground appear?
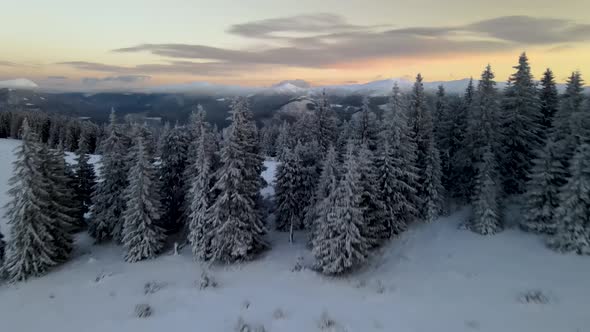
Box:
[1,138,589,332]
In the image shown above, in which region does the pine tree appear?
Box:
[434,85,453,191]
[356,144,386,247]
[552,72,585,170]
[312,142,369,275]
[159,126,190,231]
[520,139,567,234]
[463,65,502,199]
[43,145,82,243]
[121,132,166,262]
[451,78,476,199]
[539,68,559,132]
[547,143,590,254]
[315,91,338,153]
[469,145,502,235]
[3,120,63,281]
[187,133,214,260]
[307,146,340,240]
[422,139,444,222]
[407,74,439,219]
[201,98,268,262]
[274,146,306,242]
[73,135,96,218]
[378,83,420,234]
[351,97,379,150]
[89,110,130,243]
[276,121,294,161]
[500,53,542,195]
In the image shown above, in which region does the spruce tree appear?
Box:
[202,98,268,262]
[356,144,386,246]
[3,120,62,281]
[520,139,567,234]
[434,85,453,191]
[422,139,444,222]
[547,143,590,254]
[121,133,166,262]
[89,110,130,243]
[307,146,340,240]
[312,142,368,275]
[539,68,559,132]
[469,145,502,235]
[463,65,502,198]
[552,72,585,170]
[500,53,542,194]
[274,146,306,242]
[451,78,475,200]
[315,91,338,153]
[351,97,379,150]
[407,74,439,219]
[276,121,294,161]
[378,83,420,234]
[187,133,214,260]
[73,135,97,218]
[159,126,190,231]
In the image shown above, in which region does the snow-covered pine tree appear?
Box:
[356,144,386,247]
[539,68,559,132]
[433,85,453,190]
[307,146,340,240]
[73,135,96,218]
[89,110,131,243]
[407,74,440,219]
[187,132,214,260]
[520,138,568,234]
[451,78,476,199]
[276,121,294,162]
[351,97,379,150]
[260,123,279,157]
[551,72,585,171]
[42,144,82,246]
[121,131,166,262]
[274,146,306,242]
[336,120,353,158]
[159,125,190,231]
[463,65,503,199]
[312,142,369,275]
[547,143,590,254]
[378,83,420,234]
[202,98,268,262]
[469,145,502,235]
[315,91,339,153]
[499,53,542,195]
[3,120,62,281]
[422,138,444,222]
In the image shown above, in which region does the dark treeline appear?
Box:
[1,53,590,282]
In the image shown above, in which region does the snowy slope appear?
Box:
[0,78,39,89]
[0,138,589,332]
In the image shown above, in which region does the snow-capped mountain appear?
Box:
[0,78,39,89]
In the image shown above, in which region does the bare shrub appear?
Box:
[135,303,152,318]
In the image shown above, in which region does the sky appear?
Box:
[1,0,589,91]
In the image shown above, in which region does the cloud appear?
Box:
[0,60,18,67]
[227,13,364,39]
[47,75,68,79]
[81,75,151,85]
[62,14,590,77]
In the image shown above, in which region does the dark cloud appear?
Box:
[62,14,590,77]
[82,75,151,85]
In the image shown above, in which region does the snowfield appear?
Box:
[0,138,589,332]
